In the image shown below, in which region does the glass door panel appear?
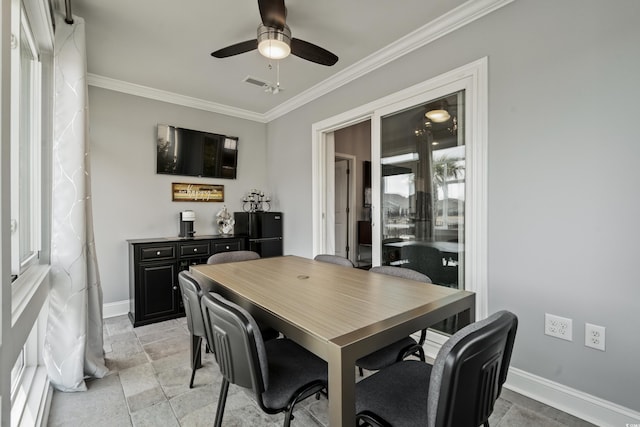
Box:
[380,91,465,293]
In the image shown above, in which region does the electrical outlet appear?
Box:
[585,323,606,351]
[545,313,573,341]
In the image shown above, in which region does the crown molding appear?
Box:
[87,74,267,123]
[87,0,513,124]
[263,0,514,121]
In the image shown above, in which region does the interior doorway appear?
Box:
[334,122,372,267]
[334,156,353,260]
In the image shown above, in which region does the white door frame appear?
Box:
[312,57,489,320]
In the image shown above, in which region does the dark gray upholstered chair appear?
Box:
[369,265,432,282]
[177,271,213,388]
[405,245,458,287]
[355,266,431,376]
[207,250,261,264]
[205,250,279,340]
[356,310,518,427]
[200,292,328,427]
[314,254,355,267]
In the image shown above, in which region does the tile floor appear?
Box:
[47,315,597,427]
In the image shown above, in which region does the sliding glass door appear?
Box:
[378,90,466,291]
[313,59,488,329]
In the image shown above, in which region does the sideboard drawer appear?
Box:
[213,239,242,253]
[179,242,210,257]
[140,245,176,261]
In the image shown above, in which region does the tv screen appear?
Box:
[156,124,238,179]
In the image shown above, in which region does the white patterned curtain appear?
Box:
[44,13,108,391]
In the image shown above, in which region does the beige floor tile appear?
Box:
[49,317,596,427]
[130,401,179,427]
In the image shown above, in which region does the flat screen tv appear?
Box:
[156,124,238,179]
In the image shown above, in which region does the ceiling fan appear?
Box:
[211,0,338,66]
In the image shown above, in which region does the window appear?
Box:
[379,91,466,294]
[433,145,465,230]
[4,0,53,424]
[10,350,26,397]
[11,0,42,277]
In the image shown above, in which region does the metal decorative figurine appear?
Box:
[242,189,271,212]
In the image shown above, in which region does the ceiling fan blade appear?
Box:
[291,38,338,66]
[258,0,286,29]
[211,40,258,58]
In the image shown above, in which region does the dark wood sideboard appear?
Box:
[127,235,246,327]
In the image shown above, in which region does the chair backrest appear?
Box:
[369,265,432,283]
[178,271,211,337]
[200,292,269,395]
[404,245,459,286]
[314,254,354,267]
[207,250,261,264]
[405,245,446,281]
[428,310,518,427]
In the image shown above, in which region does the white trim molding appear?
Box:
[102,299,129,319]
[265,0,512,121]
[87,74,266,123]
[86,0,513,123]
[424,333,640,427]
[505,368,640,427]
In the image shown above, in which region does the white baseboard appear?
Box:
[102,299,129,319]
[425,330,639,426]
[505,367,640,427]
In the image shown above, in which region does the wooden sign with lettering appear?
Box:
[172,183,224,202]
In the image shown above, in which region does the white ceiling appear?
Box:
[69,0,474,118]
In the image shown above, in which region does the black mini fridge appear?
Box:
[234,212,283,258]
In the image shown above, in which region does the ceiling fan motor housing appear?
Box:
[257,24,291,59]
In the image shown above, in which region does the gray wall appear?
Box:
[266,0,640,412]
[88,87,268,304]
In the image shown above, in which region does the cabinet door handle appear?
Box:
[193,248,198,252]
[225,245,230,250]
[156,251,161,255]
[173,286,178,290]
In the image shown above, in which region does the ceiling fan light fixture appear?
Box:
[425,109,451,123]
[257,24,291,59]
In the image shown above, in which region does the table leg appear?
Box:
[327,342,356,427]
[457,298,476,327]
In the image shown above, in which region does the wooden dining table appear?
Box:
[190,255,475,426]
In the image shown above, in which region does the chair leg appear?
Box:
[214,378,230,427]
[283,408,293,427]
[418,328,427,346]
[189,338,203,388]
[401,345,425,363]
[358,366,364,377]
[283,407,295,427]
[190,335,202,370]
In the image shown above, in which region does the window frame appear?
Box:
[11,0,42,277]
[3,0,54,424]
